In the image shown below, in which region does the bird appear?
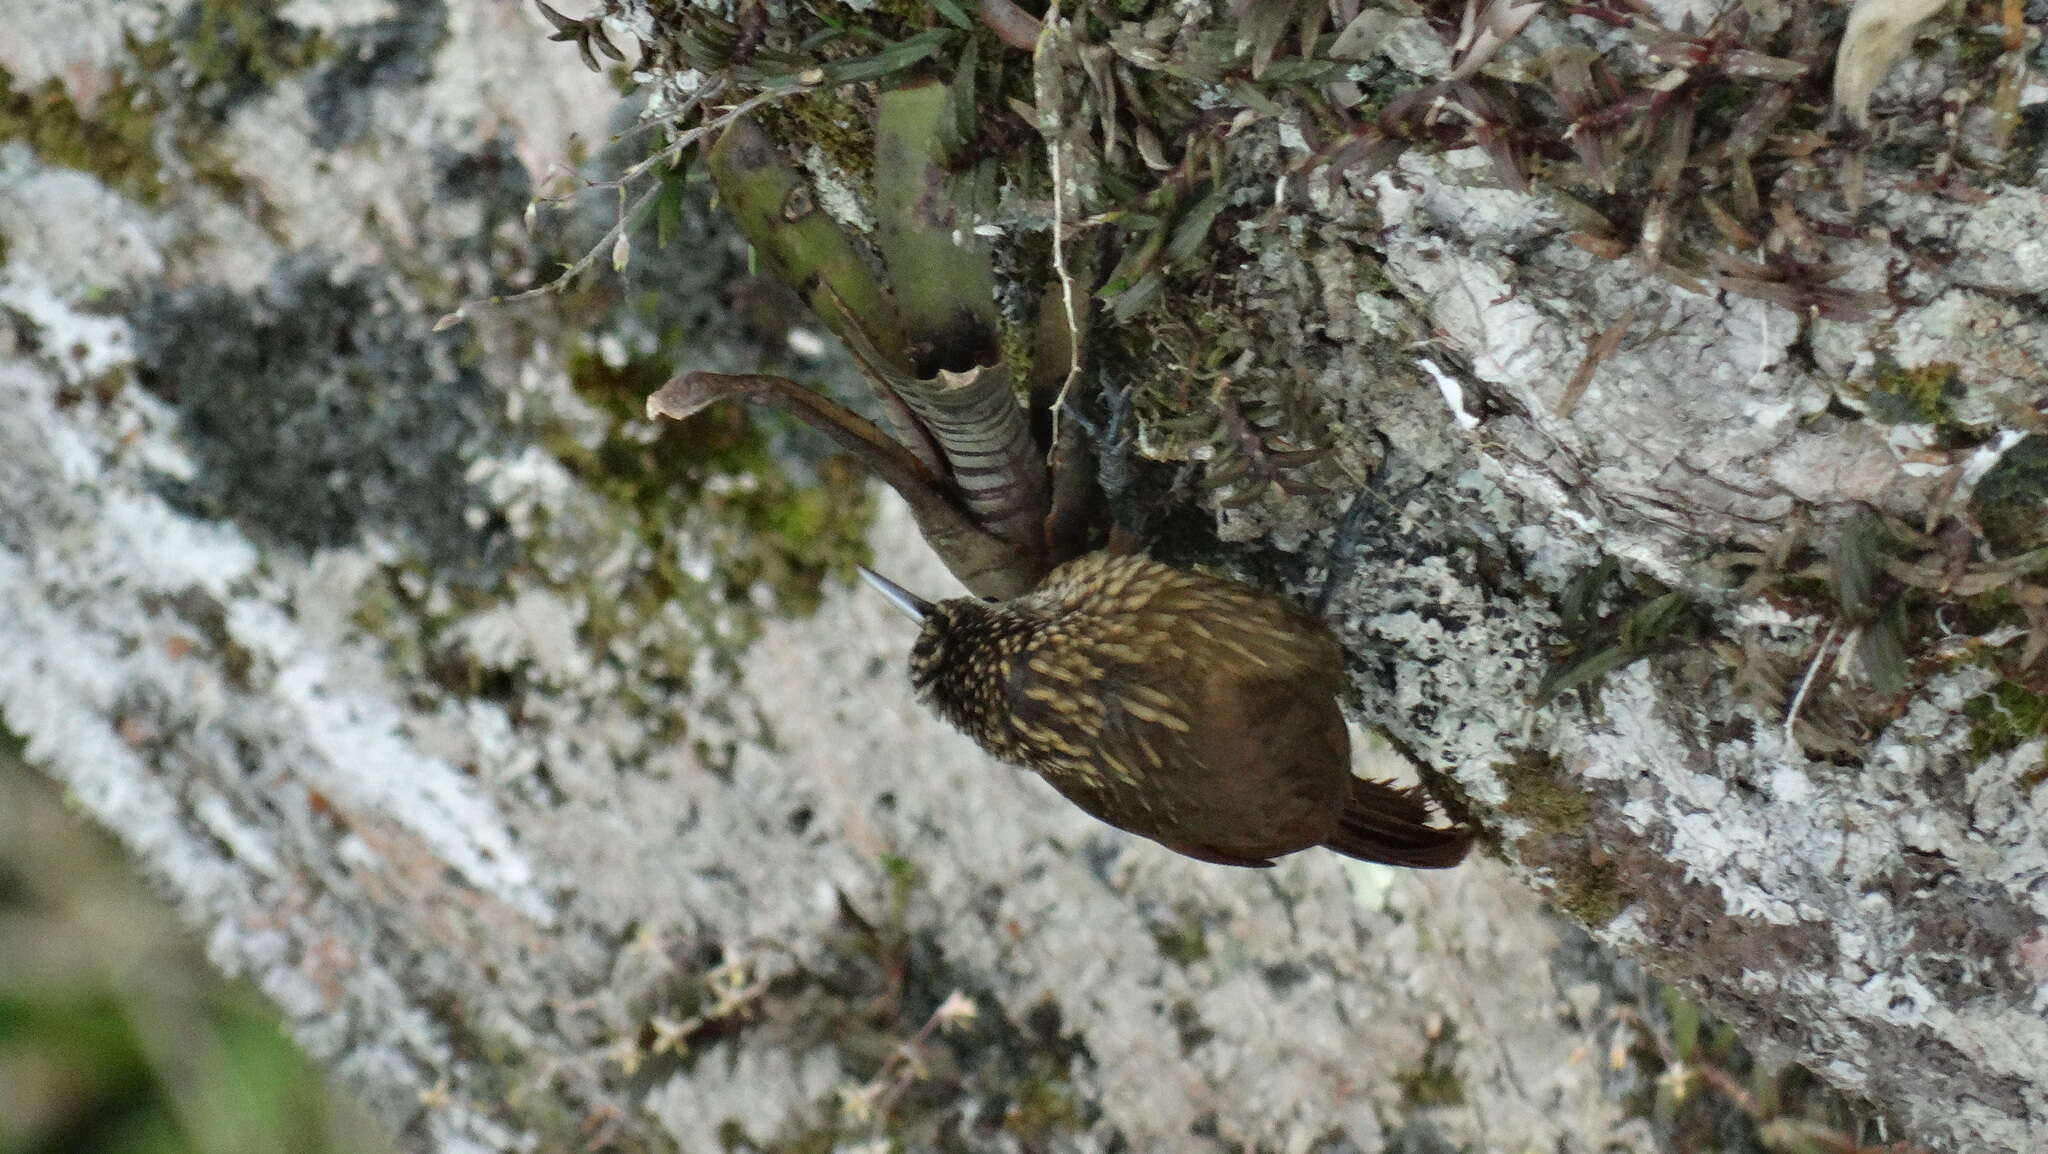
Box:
[858,550,1475,869]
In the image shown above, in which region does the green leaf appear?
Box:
[1163,182,1228,266]
[1617,592,1690,651]
[1535,642,1635,704]
[1100,225,1167,297]
[655,157,692,249]
[1749,1059,1781,1118]
[1661,987,1700,1060]
[822,29,951,85]
[1831,510,1887,620]
[948,36,981,153]
[1856,614,1910,697]
[707,117,907,367]
[1107,271,1168,323]
[872,78,1000,374]
[1560,559,1617,629]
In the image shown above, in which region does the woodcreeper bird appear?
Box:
[858,553,1474,869]
[651,93,1474,870]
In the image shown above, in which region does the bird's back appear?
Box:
[1000,554,1354,863]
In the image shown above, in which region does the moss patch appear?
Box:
[1146,910,1209,966]
[0,0,333,210]
[758,91,879,191]
[1971,435,2048,556]
[0,66,167,204]
[1963,679,2048,763]
[1494,750,1629,925]
[1549,855,1629,926]
[1859,361,1960,427]
[1494,749,1592,834]
[176,0,332,99]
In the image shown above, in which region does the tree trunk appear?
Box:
[1,1,2043,1152]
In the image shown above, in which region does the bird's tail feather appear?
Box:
[1321,776,1474,869]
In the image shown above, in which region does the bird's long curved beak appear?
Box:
[857,565,932,623]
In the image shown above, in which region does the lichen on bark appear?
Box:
[603,1,2048,1148]
[2,0,2046,1152]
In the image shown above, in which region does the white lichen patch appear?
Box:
[276,0,397,33]
[0,0,161,95]
[802,143,877,233]
[644,1041,843,1152]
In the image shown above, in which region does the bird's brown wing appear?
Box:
[1147,606,1473,868]
[1086,660,1352,863]
[1101,649,1472,869]
[995,642,1302,867]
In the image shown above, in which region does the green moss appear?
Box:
[1949,24,2008,74]
[336,306,875,716]
[1148,913,1209,966]
[1550,855,1628,925]
[1496,746,1626,923]
[1494,750,1591,834]
[1396,1062,1466,1108]
[995,301,1039,391]
[1859,361,1959,426]
[1003,1069,1085,1144]
[176,0,332,95]
[1963,679,2048,762]
[1971,435,2048,555]
[0,16,284,216]
[556,344,876,632]
[759,89,879,189]
[0,66,166,203]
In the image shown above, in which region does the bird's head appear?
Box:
[858,567,1014,717]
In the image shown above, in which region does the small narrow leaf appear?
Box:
[1662,988,1701,1060]
[1536,643,1635,705]
[1832,511,1886,620]
[1856,614,1910,697]
[1163,182,1227,266]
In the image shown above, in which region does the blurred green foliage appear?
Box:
[0,756,394,1154]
